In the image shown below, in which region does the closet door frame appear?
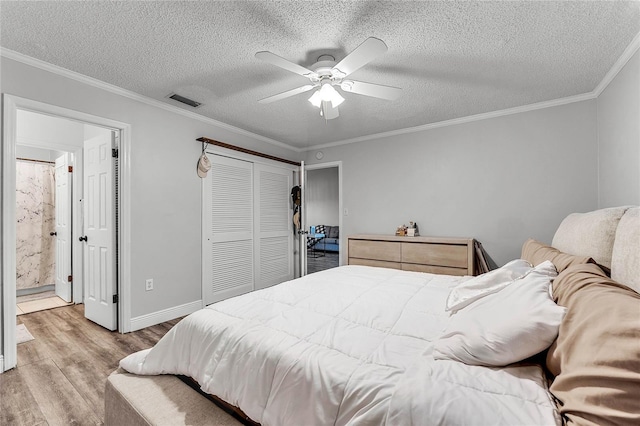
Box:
[201,147,297,307]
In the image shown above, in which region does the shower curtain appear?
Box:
[16,161,56,291]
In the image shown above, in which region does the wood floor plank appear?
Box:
[22,323,88,369]
[0,367,48,426]
[20,306,75,332]
[17,334,52,367]
[67,326,130,371]
[1,304,182,424]
[20,358,102,425]
[59,358,112,421]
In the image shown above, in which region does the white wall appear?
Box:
[84,123,111,141]
[17,109,85,149]
[597,49,640,207]
[15,146,57,162]
[1,55,300,335]
[306,168,339,227]
[16,111,86,163]
[305,101,599,266]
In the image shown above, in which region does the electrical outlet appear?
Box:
[145,278,154,291]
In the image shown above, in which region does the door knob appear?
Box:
[50,231,57,236]
[79,236,88,242]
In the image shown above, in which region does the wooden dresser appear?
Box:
[347,235,475,276]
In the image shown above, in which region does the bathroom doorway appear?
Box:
[15,147,74,315]
[3,95,129,372]
[14,111,113,316]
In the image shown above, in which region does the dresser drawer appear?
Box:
[349,257,402,270]
[401,263,468,276]
[349,240,401,262]
[401,243,468,268]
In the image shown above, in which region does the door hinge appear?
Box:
[67,275,72,282]
[112,148,119,158]
[68,165,73,173]
[113,294,119,303]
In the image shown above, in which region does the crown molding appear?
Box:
[593,31,640,97]
[304,91,597,152]
[0,48,296,153]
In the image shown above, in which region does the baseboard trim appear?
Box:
[129,300,202,332]
[0,355,4,373]
[17,284,55,297]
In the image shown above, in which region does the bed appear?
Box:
[114,206,640,426]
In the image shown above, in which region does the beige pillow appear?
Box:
[611,208,640,293]
[551,207,630,269]
[521,239,594,273]
[546,263,640,425]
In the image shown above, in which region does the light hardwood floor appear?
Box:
[1,304,181,425]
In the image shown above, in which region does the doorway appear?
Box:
[2,95,130,372]
[304,162,343,274]
[15,147,74,315]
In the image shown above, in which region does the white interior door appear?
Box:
[254,163,294,289]
[83,132,117,330]
[299,161,307,276]
[54,153,72,302]
[203,154,254,305]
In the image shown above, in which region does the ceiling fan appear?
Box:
[256,37,402,120]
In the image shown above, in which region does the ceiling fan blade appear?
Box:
[333,37,388,77]
[255,51,317,78]
[341,80,402,101]
[258,85,316,104]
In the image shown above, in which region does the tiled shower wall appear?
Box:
[16,161,56,290]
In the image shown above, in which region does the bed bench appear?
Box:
[105,369,241,426]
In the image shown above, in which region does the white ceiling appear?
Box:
[1,1,639,150]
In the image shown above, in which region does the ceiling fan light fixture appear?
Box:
[319,83,344,107]
[320,101,339,120]
[330,91,345,108]
[308,90,322,108]
[309,83,344,110]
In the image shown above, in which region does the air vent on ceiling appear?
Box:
[167,93,202,108]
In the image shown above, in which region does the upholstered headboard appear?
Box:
[551,206,639,293]
[540,206,640,425]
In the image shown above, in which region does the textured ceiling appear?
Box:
[1,1,639,150]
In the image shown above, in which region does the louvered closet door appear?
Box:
[254,163,294,289]
[203,155,254,305]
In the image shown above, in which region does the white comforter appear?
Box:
[120,265,560,425]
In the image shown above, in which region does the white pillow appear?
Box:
[433,261,566,367]
[445,259,533,312]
